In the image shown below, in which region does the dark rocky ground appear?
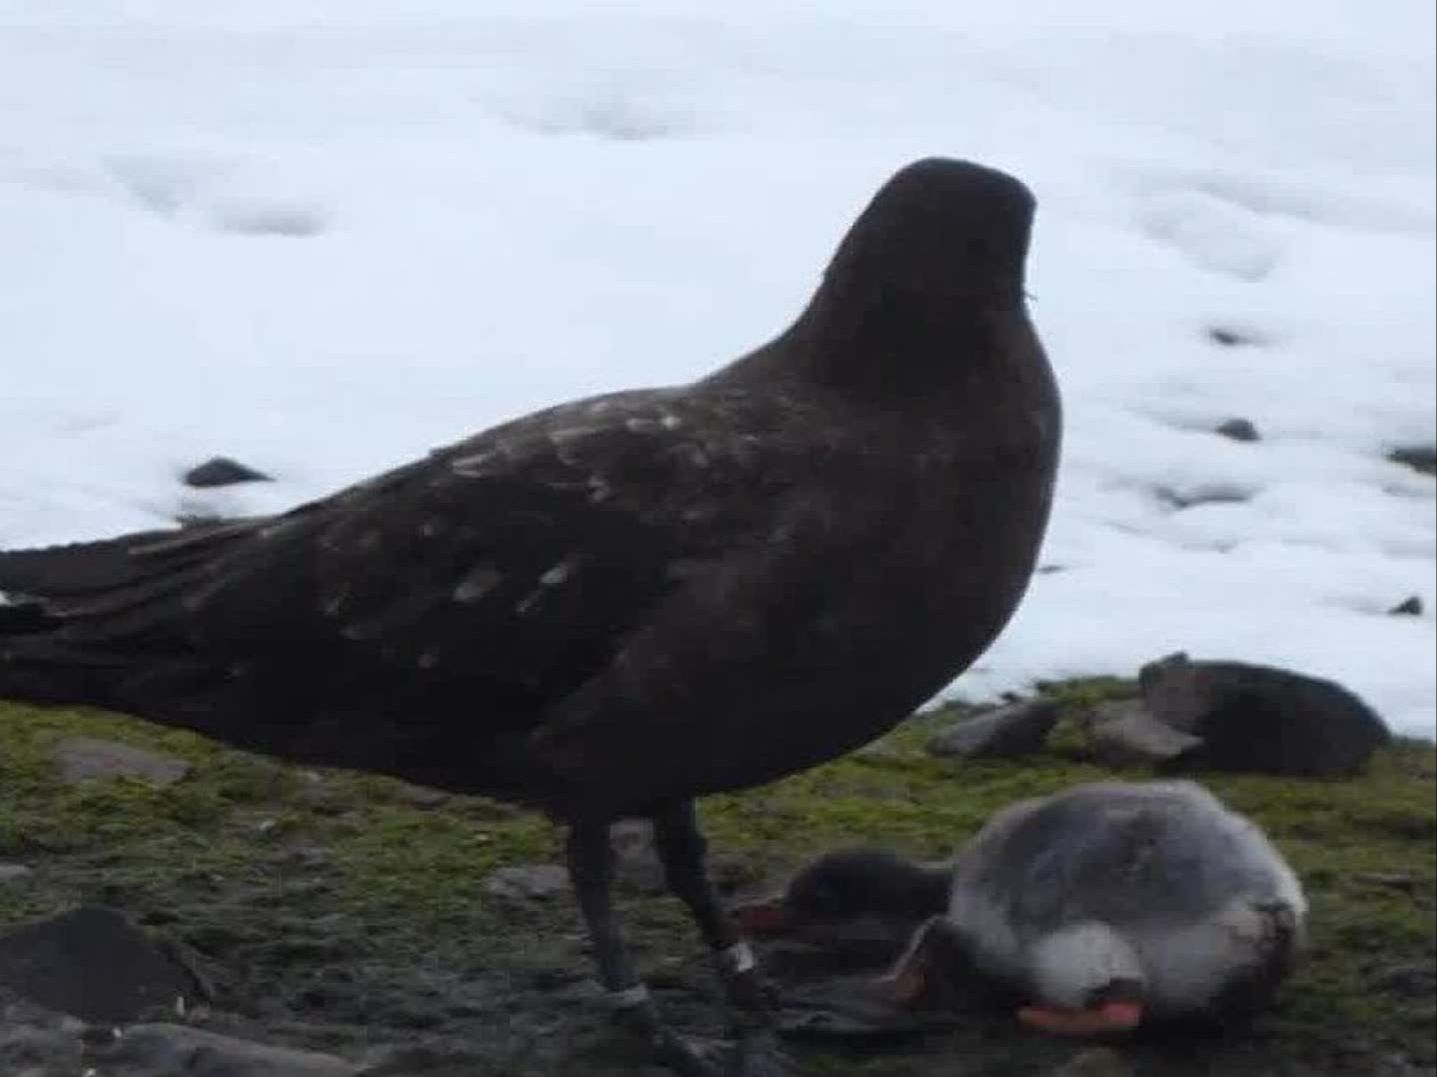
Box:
[1,680,1433,1076]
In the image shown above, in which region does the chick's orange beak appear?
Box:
[1016,999,1144,1037]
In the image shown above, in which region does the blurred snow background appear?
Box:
[1,1,1432,734]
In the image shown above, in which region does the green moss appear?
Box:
[1,694,1433,1075]
[329,801,559,929]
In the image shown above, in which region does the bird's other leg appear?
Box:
[651,801,772,1019]
[651,802,791,1076]
[566,822,717,1077]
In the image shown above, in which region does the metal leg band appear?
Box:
[721,940,756,974]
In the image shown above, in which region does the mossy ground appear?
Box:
[1,684,1433,1076]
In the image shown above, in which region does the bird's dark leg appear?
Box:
[566,822,718,1077]
[651,803,741,948]
[652,802,791,1076]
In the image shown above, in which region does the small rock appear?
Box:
[1389,595,1424,616]
[211,199,327,239]
[53,736,190,786]
[1207,326,1264,348]
[1154,483,1254,511]
[1138,654,1208,733]
[1215,417,1261,442]
[282,843,332,870]
[173,512,228,528]
[1051,1047,1134,1077]
[0,1023,84,1077]
[1356,871,1416,893]
[0,864,33,885]
[483,864,570,902]
[926,699,1059,759]
[1086,701,1204,767]
[183,456,272,489]
[1138,652,1391,776]
[1388,445,1437,477]
[1372,963,1436,998]
[0,907,198,1024]
[97,1023,357,1077]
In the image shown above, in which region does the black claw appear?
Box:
[613,999,724,1077]
[654,1031,724,1077]
[721,966,781,1029]
[716,970,796,1074]
[724,1029,796,1077]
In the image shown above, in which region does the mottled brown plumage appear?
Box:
[1,157,1060,1076]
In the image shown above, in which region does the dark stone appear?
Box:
[1356,872,1417,893]
[53,736,190,786]
[212,202,327,239]
[926,699,1059,758]
[1389,595,1424,616]
[0,906,199,1023]
[1153,483,1255,511]
[1387,445,1436,477]
[0,1024,84,1077]
[96,1023,356,1077]
[1138,652,1391,776]
[482,864,569,902]
[174,512,227,527]
[1207,326,1264,348]
[0,863,33,885]
[182,457,272,488]
[1372,963,1436,998]
[1085,700,1204,767]
[1215,417,1261,443]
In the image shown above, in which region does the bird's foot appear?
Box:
[1017,1000,1144,1037]
[609,988,794,1077]
[611,991,723,1077]
[712,944,796,1075]
[721,1028,795,1077]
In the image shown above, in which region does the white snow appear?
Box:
[1,1,1433,736]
